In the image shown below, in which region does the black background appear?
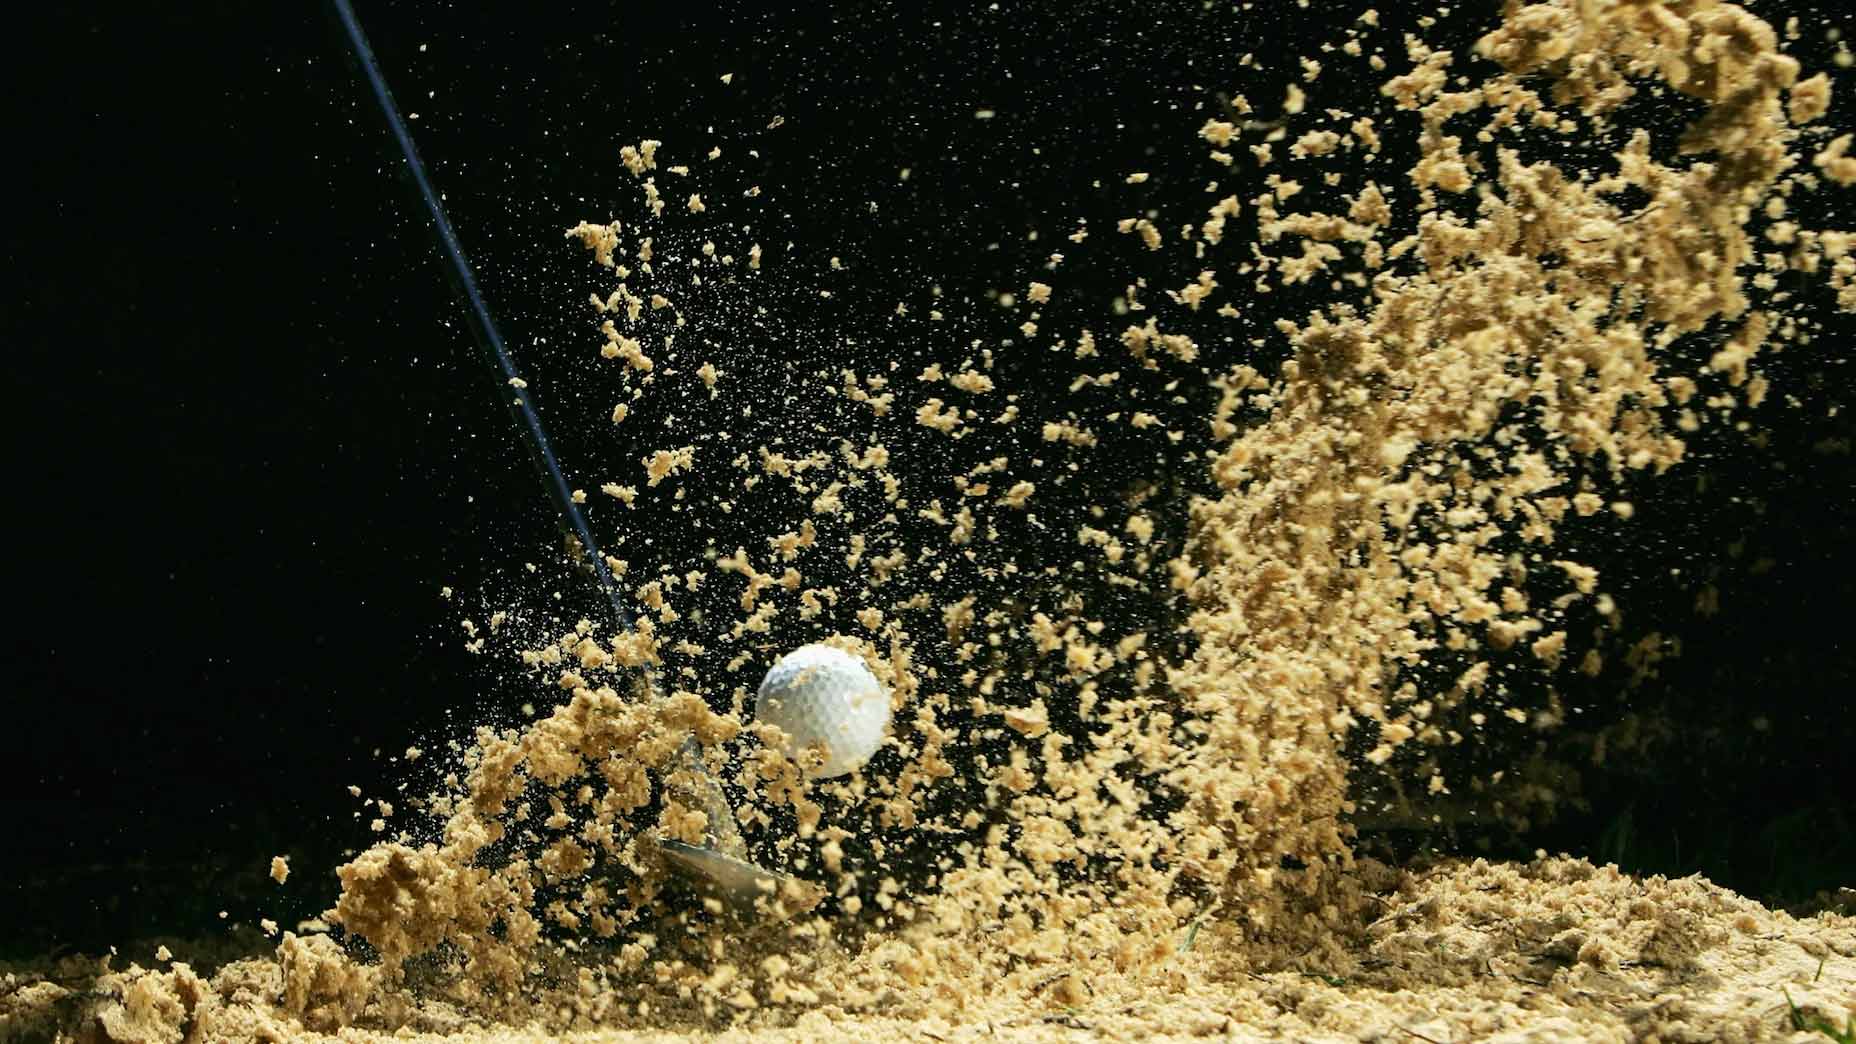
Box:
[5,0,1852,956]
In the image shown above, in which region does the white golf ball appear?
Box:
[755,644,891,778]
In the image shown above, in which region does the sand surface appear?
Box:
[7,0,1855,1041]
[5,858,1853,1041]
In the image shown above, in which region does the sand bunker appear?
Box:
[6,856,1851,1041]
[6,1,1854,1041]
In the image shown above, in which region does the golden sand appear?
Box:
[7,2,1853,1040]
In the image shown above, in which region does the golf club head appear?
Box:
[656,837,820,916]
[657,736,820,916]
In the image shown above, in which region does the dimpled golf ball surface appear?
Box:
[755,644,890,778]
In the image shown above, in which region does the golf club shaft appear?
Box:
[330,0,636,635]
[332,1,770,877]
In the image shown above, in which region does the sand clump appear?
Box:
[7,0,1854,1041]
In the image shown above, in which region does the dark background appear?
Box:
[5,0,1851,957]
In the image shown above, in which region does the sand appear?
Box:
[6,858,1852,1041]
[7,1,1854,1041]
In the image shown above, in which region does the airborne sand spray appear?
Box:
[330,0,1852,1013]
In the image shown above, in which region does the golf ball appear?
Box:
[755,644,891,778]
